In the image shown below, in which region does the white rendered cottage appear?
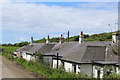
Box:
[43,32,120,78]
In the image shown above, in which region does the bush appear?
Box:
[104,72,120,79]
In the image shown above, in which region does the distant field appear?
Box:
[0,46,20,53]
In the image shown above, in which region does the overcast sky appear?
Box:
[0,0,119,43]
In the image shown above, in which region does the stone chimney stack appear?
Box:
[59,34,64,44]
[79,31,84,43]
[112,33,120,43]
[46,35,50,43]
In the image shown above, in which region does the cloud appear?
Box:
[2,2,117,36]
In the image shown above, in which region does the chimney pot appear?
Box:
[30,37,34,45]
[59,34,64,44]
[79,31,84,43]
[81,31,83,35]
[112,33,120,43]
[46,35,50,43]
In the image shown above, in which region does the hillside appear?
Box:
[34,32,115,43]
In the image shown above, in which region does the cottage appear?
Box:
[44,32,120,78]
[14,43,55,61]
[14,36,56,61]
[14,32,120,78]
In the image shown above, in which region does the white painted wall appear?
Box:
[76,65,81,74]
[53,60,81,73]
[64,62,73,72]
[22,53,26,59]
[93,65,104,78]
[26,54,31,61]
[22,53,34,61]
[53,59,61,68]
[116,67,119,74]
[93,66,97,78]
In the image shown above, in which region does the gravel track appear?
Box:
[0,56,35,78]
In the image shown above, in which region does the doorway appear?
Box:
[97,70,100,78]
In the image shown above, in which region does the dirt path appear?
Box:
[0,56,35,78]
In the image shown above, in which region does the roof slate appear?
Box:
[50,41,118,63]
[16,41,119,64]
[16,43,55,54]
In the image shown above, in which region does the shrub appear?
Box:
[104,72,120,79]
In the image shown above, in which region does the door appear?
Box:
[73,64,76,73]
[97,70,100,78]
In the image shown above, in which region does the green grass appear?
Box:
[0,46,20,53]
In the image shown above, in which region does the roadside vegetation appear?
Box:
[104,73,120,79]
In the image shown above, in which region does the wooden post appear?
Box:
[57,53,59,69]
[68,31,69,42]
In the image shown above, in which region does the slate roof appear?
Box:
[93,61,118,65]
[16,43,56,54]
[50,41,118,64]
[16,41,119,64]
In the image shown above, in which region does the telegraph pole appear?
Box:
[57,53,59,69]
[68,31,69,42]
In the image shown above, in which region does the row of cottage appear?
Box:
[14,32,120,78]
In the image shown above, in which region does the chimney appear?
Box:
[112,33,120,43]
[46,35,50,43]
[31,37,34,43]
[79,31,84,43]
[59,34,64,44]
